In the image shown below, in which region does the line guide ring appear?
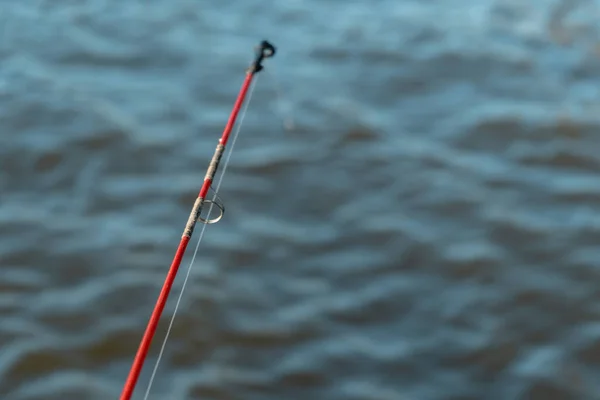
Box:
[197,190,225,224]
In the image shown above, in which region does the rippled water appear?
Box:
[2,1,600,399]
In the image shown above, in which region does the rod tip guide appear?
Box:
[259,40,276,58]
[250,40,276,74]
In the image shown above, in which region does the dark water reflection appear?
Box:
[2,1,600,399]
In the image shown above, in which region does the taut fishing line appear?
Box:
[142,77,259,400]
[120,40,276,400]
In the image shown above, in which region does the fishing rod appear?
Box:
[120,40,276,400]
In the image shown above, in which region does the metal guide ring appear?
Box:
[197,199,225,224]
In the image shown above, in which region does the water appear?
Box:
[1,0,600,399]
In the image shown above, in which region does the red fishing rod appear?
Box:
[120,40,276,400]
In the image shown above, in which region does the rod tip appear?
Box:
[259,40,276,58]
[250,40,276,74]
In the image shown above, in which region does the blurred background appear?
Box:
[2,0,600,399]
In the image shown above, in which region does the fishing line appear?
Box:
[142,77,259,400]
[120,40,276,400]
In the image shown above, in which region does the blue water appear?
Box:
[2,1,600,399]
